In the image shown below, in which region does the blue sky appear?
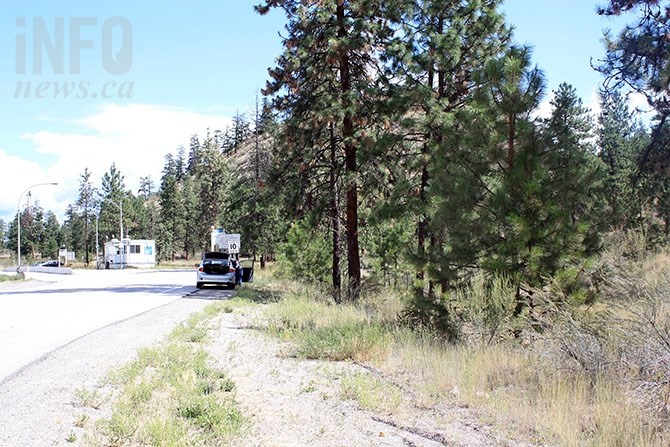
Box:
[0,1,632,223]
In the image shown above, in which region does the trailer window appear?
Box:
[130,245,141,254]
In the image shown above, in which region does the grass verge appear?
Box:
[82,303,243,446]
[265,283,394,362]
[0,273,22,283]
[236,270,667,447]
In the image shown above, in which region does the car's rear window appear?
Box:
[203,259,229,266]
[203,252,229,260]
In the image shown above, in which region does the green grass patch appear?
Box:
[294,322,392,361]
[0,273,22,283]
[341,372,403,412]
[74,387,104,409]
[263,284,395,362]
[88,303,244,446]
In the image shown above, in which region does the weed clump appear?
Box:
[87,304,244,446]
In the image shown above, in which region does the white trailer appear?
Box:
[210,229,241,254]
[103,238,156,269]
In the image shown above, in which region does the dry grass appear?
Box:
[0,273,22,283]
[264,282,395,362]
[80,304,244,446]
[234,257,669,446]
[380,330,663,446]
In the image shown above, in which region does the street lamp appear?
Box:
[17,182,58,271]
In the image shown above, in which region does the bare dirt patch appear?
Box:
[208,311,529,447]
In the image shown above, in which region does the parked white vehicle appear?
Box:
[196,252,237,289]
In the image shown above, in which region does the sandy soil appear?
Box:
[0,296,532,447]
[207,311,530,447]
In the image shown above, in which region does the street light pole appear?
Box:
[17,182,58,271]
[95,215,100,269]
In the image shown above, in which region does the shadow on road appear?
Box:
[185,286,235,300]
[0,281,243,302]
[0,284,191,297]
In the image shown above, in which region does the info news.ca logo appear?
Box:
[14,16,134,100]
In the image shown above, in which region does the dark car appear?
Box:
[32,260,60,267]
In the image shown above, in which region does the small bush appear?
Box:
[265,283,394,362]
[458,273,518,344]
[400,273,519,342]
[296,322,392,362]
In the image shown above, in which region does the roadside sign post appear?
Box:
[58,247,67,267]
[210,229,241,254]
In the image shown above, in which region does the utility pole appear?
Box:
[95,215,99,269]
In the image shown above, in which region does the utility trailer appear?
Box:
[210,229,241,254]
[103,238,156,269]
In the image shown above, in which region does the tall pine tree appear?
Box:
[75,168,97,266]
[257,0,388,300]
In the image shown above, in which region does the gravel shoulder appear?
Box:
[208,311,525,447]
[0,296,212,447]
[0,292,528,447]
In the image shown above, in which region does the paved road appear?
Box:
[0,269,202,384]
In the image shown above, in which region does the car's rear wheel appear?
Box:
[196,282,204,289]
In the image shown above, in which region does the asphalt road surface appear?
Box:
[0,269,207,383]
[0,268,238,446]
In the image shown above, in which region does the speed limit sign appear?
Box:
[228,240,240,254]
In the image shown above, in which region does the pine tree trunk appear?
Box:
[416,59,434,295]
[337,3,361,301]
[416,57,434,287]
[84,211,90,267]
[417,154,428,284]
[508,112,516,169]
[330,123,342,303]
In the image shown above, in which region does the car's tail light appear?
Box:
[198,267,204,272]
[229,266,235,273]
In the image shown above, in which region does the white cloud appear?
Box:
[532,91,554,120]
[1,103,232,223]
[0,149,53,221]
[585,88,602,118]
[627,91,653,117]
[585,89,654,126]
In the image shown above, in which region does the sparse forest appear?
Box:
[2,1,670,443]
